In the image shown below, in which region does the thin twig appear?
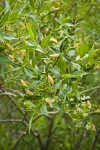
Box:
[84,4,93,18]
[64,3,75,14]
[44,116,55,150]
[74,0,77,17]
[23,139,33,150]
[0,119,22,123]
[1,88,25,116]
[0,92,17,97]
[74,130,86,150]
[12,131,27,150]
[34,129,44,150]
[81,85,100,94]
[22,121,44,150]
[90,128,100,150]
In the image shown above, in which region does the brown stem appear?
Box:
[23,139,33,150]
[1,88,25,116]
[74,130,86,150]
[0,119,22,123]
[12,131,27,150]
[81,85,100,94]
[74,0,77,17]
[34,129,44,150]
[84,4,93,18]
[90,128,100,150]
[44,116,55,150]
[22,121,44,150]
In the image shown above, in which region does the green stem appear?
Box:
[81,85,100,94]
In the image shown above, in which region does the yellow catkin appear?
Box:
[9,65,13,68]
[52,1,61,5]
[45,98,55,104]
[96,65,100,69]
[43,60,49,65]
[49,53,60,58]
[20,22,26,29]
[6,26,12,31]
[50,37,58,43]
[4,49,8,53]
[48,74,54,85]
[73,42,80,48]
[20,80,27,87]
[91,123,96,131]
[87,100,91,109]
[45,28,49,33]
[7,43,15,51]
[18,50,25,57]
[51,7,60,11]
[9,55,15,61]
[27,90,33,96]
[95,109,100,113]
[81,102,86,107]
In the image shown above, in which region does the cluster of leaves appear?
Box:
[0,0,100,150]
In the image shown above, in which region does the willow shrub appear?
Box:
[0,0,100,150]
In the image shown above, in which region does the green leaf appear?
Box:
[0,54,14,64]
[24,68,33,78]
[28,112,34,133]
[57,54,67,74]
[59,103,65,117]
[41,34,51,48]
[40,104,48,116]
[49,67,60,76]
[32,50,35,68]
[77,43,89,58]
[26,23,35,41]
[72,82,80,100]
[5,0,10,13]
[76,18,84,23]
[3,33,17,40]
[24,100,36,111]
[26,80,41,90]
[25,41,44,53]
[29,0,35,8]
[0,33,4,42]
[71,70,88,78]
[0,11,10,28]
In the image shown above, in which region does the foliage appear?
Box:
[0,0,100,150]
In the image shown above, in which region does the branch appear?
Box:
[34,129,44,150]
[22,121,44,150]
[81,85,100,94]
[0,92,17,97]
[74,0,77,17]
[23,139,33,150]
[90,128,100,150]
[1,88,25,116]
[74,130,86,150]
[0,119,22,123]
[84,4,93,18]
[12,131,27,150]
[44,116,55,150]
[64,3,75,14]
